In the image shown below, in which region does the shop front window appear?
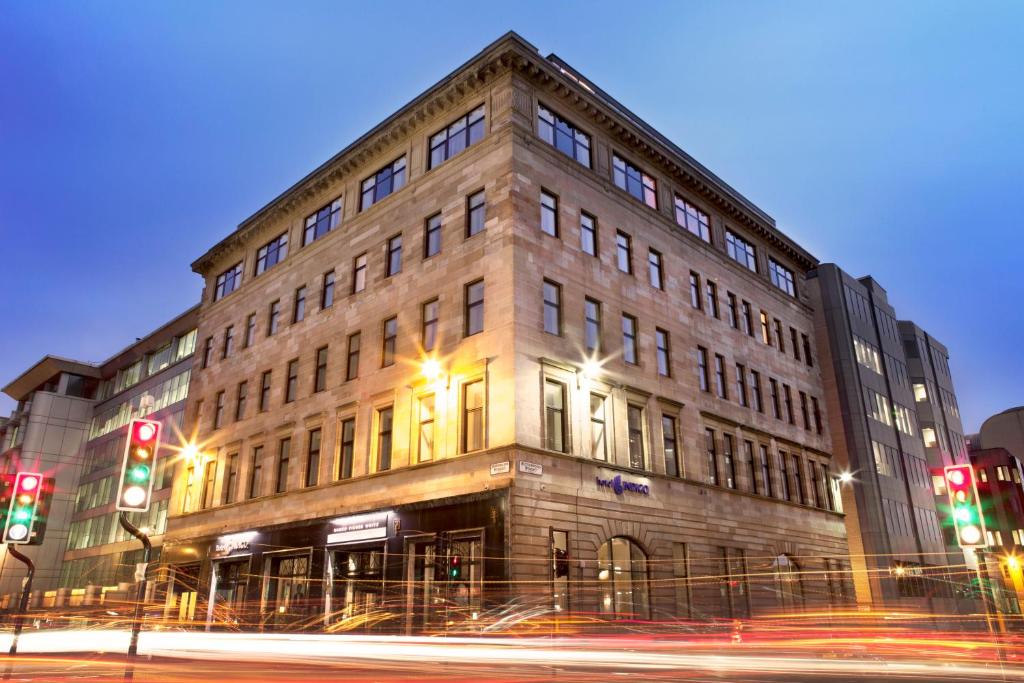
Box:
[597,537,649,619]
[211,559,250,626]
[263,554,311,627]
[774,554,804,611]
[328,547,384,630]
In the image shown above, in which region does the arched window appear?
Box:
[597,536,649,619]
[773,553,804,610]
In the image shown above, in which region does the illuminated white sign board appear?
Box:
[211,531,257,558]
[327,511,390,545]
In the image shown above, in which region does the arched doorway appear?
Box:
[597,536,650,619]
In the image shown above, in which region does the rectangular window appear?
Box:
[580,212,597,256]
[760,311,770,345]
[540,190,559,237]
[648,249,663,289]
[235,381,247,421]
[462,380,484,452]
[421,299,439,352]
[812,397,823,434]
[321,270,335,309]
[800,391,810,430]
[377,407,394,471]
[725,230,756,271]
[741,301,753,336]
[590,394,608,461]
[424,213,442,258]
[663,415,679,477]
[305,428,321,487]
[382,316,398,367]
[783,384,795,424]
[723,434,736,489]
[689,272,702,309]
[584,298,601,353]
[268,299,281,336]
[750,371,764,412]
[802,334,813,367]
[314,346,328,393]
[352,253,367,293]
[655,328,671,377]
[674,196,711,242]
[705,429,719,485]
[543,280,562,335]
[792,455,805,504]
[338,418,355,479]
[613,154,657,208]
[247,446,263,499]
[538,104,591,167]
[544,380,568,453]
[429,105,484,169]
[697,346,710,392]
[773,319,784,353]
[705,281,719,318]
[201,460,216,509]
[551,529,571,613]
[769,378,781,419]
[744,440,757,494]
[865,388,892,426]
[621,314,638,365]
[386,234,403,277]
[853,335,882,373]
[627,404,645,469]
[809,461,822,508]
[259,370,271,411]
[726,293,738,328]
[256,232,289,274]
[214,262,242,301]
[285,359,298,403]
[222,325,234,359]
[213,390,225,429]
[418,394,435,462]
[303,198,342,245]
[346,332,360,381]
[735,364,748,407]
[244,313,256,348]
[778,450,791,500]
[616,231,633,273]
[293,286,307,323]
[768,257,796,296]
[466,190,486,237]
[790,328,801,361]
[360,157,406,210]
[759,445,774,498]
[714,354,728,399]
[464,280,484,336]
[276,437,290,494]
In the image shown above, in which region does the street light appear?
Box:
[421,358,442,382]
[838,471,854,485]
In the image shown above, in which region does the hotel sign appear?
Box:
[327,511,390,545]
[596,473,650,496]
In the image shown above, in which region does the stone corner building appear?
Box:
[162,31,851,630]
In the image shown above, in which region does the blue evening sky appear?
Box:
[1,1,1021,431]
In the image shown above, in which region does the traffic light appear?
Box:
[945,464,986,548]
[449,554,463,581]
[2,472,51,545]
[117,418,162,512]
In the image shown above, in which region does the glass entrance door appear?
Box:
[406,539,440,632]
[327,546,384,631]
[262,554,311,629]
[211,559,250,628]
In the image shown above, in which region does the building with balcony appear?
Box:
[162,32,851,631]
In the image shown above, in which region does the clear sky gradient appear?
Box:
[1,1,1021,431]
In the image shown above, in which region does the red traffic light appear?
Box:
[17,476,38,493]
[947,467,967,487]
[133,420,159,443]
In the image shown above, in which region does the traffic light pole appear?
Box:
[118,512,151,659]
[6,546,34,656]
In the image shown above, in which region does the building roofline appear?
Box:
[2,356,101,402]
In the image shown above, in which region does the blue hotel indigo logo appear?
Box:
[596,474,650,496]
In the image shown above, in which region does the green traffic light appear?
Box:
[129,464,150,483]
[12,509,30,522]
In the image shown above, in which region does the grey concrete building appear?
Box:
[0,307,197,608]
[973,407,1024,461]
[163,32,851,632]
[808,264,964,609]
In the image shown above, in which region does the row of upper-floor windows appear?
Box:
[695,345,823,435]
[84,410,184,477]
[872,440,930,490]
[863,387,916,437]
[89,370,190,440]
[66,499,169,551]
[95,329,197,401]
[213,105,490,301]
[199,279,486,430]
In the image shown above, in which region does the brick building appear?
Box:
[161,32,851,631]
